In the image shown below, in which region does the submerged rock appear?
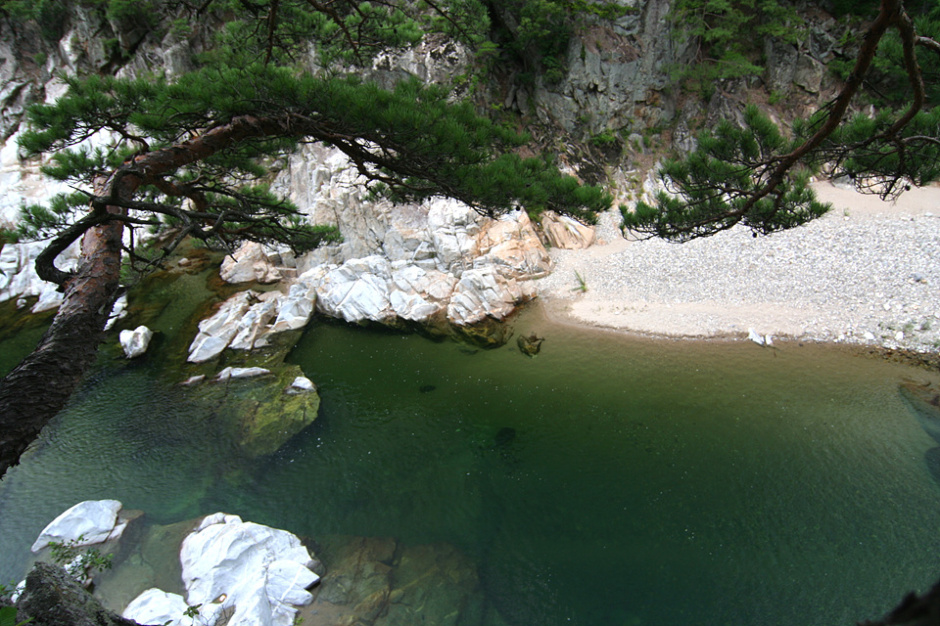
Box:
[517,333,544,356]
[899,380,940,445]
[300,535,484,626]
[189,364,319,457]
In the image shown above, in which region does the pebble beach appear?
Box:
[535,182,940,353]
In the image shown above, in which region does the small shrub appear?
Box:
[48,535,113,581]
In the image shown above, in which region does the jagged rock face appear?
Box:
[0,240,79,312]
[219,242,295,284]
[539,210,596,249]
[530,0,694,134]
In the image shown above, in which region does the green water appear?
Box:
[2,306,940,624]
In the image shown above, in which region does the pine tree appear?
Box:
[623,0,940,240]
[0,0,611,477]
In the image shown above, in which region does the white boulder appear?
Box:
[747,328,774,347]
[180,513,318,626]
[188,291,258,362]
[289,376,316,392]
[188,287,318,362]
[104,293,129,331]
[475,209,554,278]
[270,281,317,332]
[388,263,455,321]
[228,296,280,351]
[314,256,395,323]
[124,514,320,626]
[122,589,197,626]
[119,325,153,358]
[31,500,126,553]
[216,367,271,381]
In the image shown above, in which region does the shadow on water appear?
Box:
[898,380,940,488]
[899,380,940,445]
[925,447,940,488]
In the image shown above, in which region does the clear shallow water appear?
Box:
[1,305,940,624]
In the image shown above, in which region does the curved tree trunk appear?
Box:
[0,214,124,476]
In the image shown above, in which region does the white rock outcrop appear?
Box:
[123,513,320,626]
[447,267,536,325]
[187,152,557,360]
[119,325,153,358]
[0,240,80,313]
[122,589,197,626]
[31,499,126,553]
[187,282,318,362]
[216,366,271,380]
[220,241,292,284]
[540,211,597,249]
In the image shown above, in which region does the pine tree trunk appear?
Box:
[0,214,124,476]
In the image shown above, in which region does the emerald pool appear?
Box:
[1,304,939,624]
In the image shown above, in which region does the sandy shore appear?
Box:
[534,182,940,352]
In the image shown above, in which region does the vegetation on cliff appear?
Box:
[625,0,940,241]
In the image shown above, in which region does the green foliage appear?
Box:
[47,535,114,581]
[0,606,31,626]
[0,227,16,246]
[16,25,608,258]
[0,0,69,40]
[573,270,587,292]
[17,193,93,241]
[487,0,634,84]
[590,129,619,146]
[809,106,940,195]
[104,0,157,24]
[826,0,881,16]
[623,105,830,240]
[830,1,940,107]
[670,0,804,85]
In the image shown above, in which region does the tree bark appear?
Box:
[0,209,124,476]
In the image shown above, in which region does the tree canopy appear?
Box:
[0,0,611,477]
[624,0,940,241]
[10,0,610,282]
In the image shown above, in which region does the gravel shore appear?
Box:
[534,182,940,353]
